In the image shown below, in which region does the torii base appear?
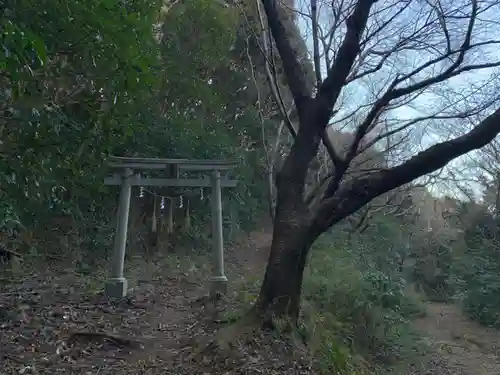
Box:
[210,275,228,297]
[105,277,128,298]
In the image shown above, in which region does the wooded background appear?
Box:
[3,0,500,372]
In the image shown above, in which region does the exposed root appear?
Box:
[213,307,307,352]
[215,308,263,347]
[181,312,264,365]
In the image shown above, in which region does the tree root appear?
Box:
[215,309,263,346]
[182,311,263,363]
[185,307,308,363]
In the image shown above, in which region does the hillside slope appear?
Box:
[1,231,500,374]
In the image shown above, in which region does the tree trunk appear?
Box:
[254,204,319,326]
[254,232,310,325]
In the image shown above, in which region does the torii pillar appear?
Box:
[103,157,237,299]
[104,168,133,298]
[209,170,228,296]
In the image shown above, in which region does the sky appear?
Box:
[289,0,500,199]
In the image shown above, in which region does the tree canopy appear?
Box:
[3,2,500,372]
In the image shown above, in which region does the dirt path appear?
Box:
[4,229,500,374]
[415,302,500,375]
[1,230,310,375]
[226,228,271,275]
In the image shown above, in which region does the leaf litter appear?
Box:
[0,232,314,375]
[2,230,492,374]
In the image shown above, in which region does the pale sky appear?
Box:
[291,0,500,199]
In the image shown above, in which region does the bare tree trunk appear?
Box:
[254,208,316,325]
[253,135,322,325]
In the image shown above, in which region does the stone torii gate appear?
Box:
[103,156,238,298]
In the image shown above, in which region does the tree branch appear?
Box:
[313,107,500,231]
[260,0,314,114]
[260,0,344,169]
[310,0,322,86]
[314,0,376,126]
[255,0,297,137]
[332,0,495,190]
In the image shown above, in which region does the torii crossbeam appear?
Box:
[103,156,238,298]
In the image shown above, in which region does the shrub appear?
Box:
[300,236,426,374]
[454,204,500,327]
[462,274,500,327]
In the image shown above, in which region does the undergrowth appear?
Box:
[226,231,430,375]
[299,236,429,375]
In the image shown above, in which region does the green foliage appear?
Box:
[159,2,240,157]
[410,232,456,302]
[1,0,161,226]
[0,199,23,237]
[119,0,268,241]
[345,214,410,276]
[410,199,500,328]
[461,272,500,327]
[453,203,500,327]
[301,228,426,374]
[1,0,270,257]
[161,0,239,100]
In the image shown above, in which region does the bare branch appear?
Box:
[360,1,411,48]
[260,0,314,114]
[426,0,452,54]
[315,0,377,125]
[314,107,500,231]
[260,1,346,168]
[255,0,297,137]
[338,1,500,181]
[310,0,322,86]
[358,101,494,153]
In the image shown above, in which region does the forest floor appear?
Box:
[1,229,500,374]
[414,302,500,374]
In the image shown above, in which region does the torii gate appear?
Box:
[103,156,238,298]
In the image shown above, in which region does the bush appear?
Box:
[409,233,456,302]
[300,235,426,374]
[453,204,500,327]
[458,249,500,327]
[462,274,500,327]
[1,0,269,262]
